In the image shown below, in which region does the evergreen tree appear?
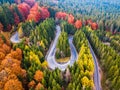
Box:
[56,31,70,59]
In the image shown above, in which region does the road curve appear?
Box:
[10,32,21,43]
[88,41,102,90]
[46,25,78,71]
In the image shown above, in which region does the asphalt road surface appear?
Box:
[88,41,102,90]
[46,25,101,89]
[46,25,78,71]
[10,32,21,43]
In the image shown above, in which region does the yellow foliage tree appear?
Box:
[77,43,94,89]
[81,76,90,87]
[18,26,24,38]
[41,61,48,69]
[30,51,41,65]
[40,40,45,49]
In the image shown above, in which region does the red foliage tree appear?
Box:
[67,14,74,24]
[74,20,82,29]
[55,12,68,20]
[14,13,20,25]
[91,22,98,30]
[6,24,12,31]
[40,7,50,19]
[9,6,20,25]
[27,12,41,23]
[27,3,41,23]
[85,19,93,25]
[18,2,30,20]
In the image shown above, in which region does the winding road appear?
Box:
[10,32,21,43]
[10,25,101,90]
[46,25,78,71]
[88,41,102,90]
[47,25,101,90]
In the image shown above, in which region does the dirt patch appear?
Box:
[56,57,70,64]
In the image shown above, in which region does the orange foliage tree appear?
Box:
[56,12,68,20]
[4,79,24,90]
[28,80,36,89]
[85,19,93,25]
[27,3,41,23]
[35,83,44,90]
[0,52,5,60]
[0,37,25,90]
[11,63,26,77]
[10,48,22,60]
[91,22,98,30]
[67,14,74,24]
[27,3,50,22]
[74,20,82,29]
[2,44,11,55]
[34,70,43,82]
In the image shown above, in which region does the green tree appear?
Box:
[56,31,70,59]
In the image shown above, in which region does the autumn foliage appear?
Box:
[74,20,82,29]
[56,12,68,20]
[35,83,44,90]
[34,70,43,82]
[56,12,75,24]
[27,3,50,23]
[8,5,20,25]
[85,19,98,30]
[0,1,51,31]
[14,13,20,25]
[67,14,75,24]
[28,80,36,89]
[55,11,99,30]
[18,2,30,20]
[27,3,41,23]
[4,79,24,90]
[0,52,5,60]
[85,19,93,25]
[0,36,26,90]
[2,44,11,54]
[91,22,98,30]
[40,7,50,19]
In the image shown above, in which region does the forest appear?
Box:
[0,0,120,90]
[41,0,120,33]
